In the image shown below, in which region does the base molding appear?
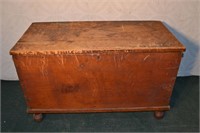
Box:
[27,106,170,114]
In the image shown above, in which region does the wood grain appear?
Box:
[10,21,185,55]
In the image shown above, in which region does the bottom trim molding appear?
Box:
[27,106,170,113]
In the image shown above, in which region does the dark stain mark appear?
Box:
[60,84,80,93]
[96,55,101,60]
[67,40,74,43]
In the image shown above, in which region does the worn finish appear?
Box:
[10,21,185,55]
[10,21,185,121]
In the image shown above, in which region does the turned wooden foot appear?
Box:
[33,113,43,122]
[154,111,165,119]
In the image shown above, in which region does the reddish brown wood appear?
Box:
[10,21,186,121]
[10,21,185,55]
[27,106,170,113]
[33,113,43,122]
[154,111,165,119]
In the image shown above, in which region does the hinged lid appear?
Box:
[10,21,186,55]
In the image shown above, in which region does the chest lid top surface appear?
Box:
[10,21,185,55]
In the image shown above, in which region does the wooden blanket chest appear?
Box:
[10,21,185,121]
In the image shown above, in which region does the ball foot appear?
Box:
[33,113,43,122]
[154,111,165,119]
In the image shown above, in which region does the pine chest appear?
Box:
[10,21,185,121]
